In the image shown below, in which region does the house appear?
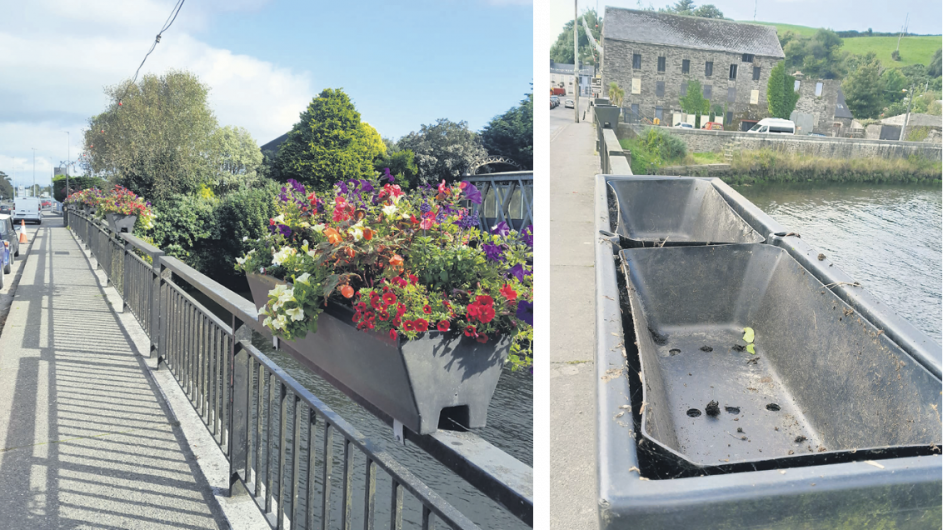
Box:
[600,7,784,128]
[550,61,594,97]
[790,73,842,135]
[833,88,854,135]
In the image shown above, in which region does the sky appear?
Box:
[548,0,943,53]
[0,0,533,189]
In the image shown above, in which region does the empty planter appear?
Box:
[620,243,941,476]
[608,178,764,247]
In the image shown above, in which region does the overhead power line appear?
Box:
[116,0,187,106]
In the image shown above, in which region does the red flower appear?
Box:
[464,325,478,337]
[269,218,276,225]
[499,284,517,301]
[478,305,496,324]
[466,303,481,321]
[437,320,450,332]
[363,310,376,322]
[476,334,489,344]
[382,292,397,306]
[392,317,402,328]
[352,311,361,323]
[476,295,494,307]
[370,295,383,310]
[414,319,429,332]
[378,309,390,321]
[389,329,398,340]
[396,303,407,317]
[422,305,432,314]
[408,274,418,285]
[403,320,416,332]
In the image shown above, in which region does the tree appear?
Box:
[782,29,847,80]
[767,61,801,119]
[207,126,264,192]
[85,70,219,201]
[929,48,942,78]
[274,89,379,192]
[692,5,725,18]
[0,172,12,199]
[549,9,601,66]
[842,53,886,119]
[679,79,709,124]
[52,175,106,202]
[395,119,488,185]
[668,0,695,14]
[373,149,419,188]
[661,0,725,18]
[480,93,533,170]
[880,68,909,106]
[608,82,625,107]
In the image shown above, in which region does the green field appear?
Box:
[744,21,941,69]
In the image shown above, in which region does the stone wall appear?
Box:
[620,125,943,160]
[791,77,840,135]
[602,39,777,127]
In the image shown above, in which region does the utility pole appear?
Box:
[31,148,36,198]
[65,131,70,202]
[896,13,908,53]
[900,82,915,141]
[754,0,758,21]
[574,0,580,123]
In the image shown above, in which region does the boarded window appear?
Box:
[753,66,761,81]
[815,82,824,97]
[631,103,640,118]
[633,54,641,69]
[682,59,690,74]
[658,56,666,73]
[703,84,712,100]
[632,78,641,94]
[742,53,754,63]
[750,89,759,104]
[726,111,733,125]
[729,64,738,80]
[705,61,713,76]
[656,81,665,98]
[794,80,801,92]
[655,106,664,122]
[727,87,736,102]
[680,81,688,96]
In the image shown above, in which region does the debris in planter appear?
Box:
[700,345,713,352]
[864,460,885,469]
[746,356,760,365]
[817,253,826,261]
[788,450,795,455]
[736,427,743,433]
[705,400,721,417]
[747,344,756,354]
[818,446,827,452]
[732,344,746,352]
[795,435,807,443]
[649,327,668,345]
[687,408,702,417]
[724,406,740,414]
[742,327,755,343]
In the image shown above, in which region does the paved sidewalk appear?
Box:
[549,111,601,529]
[0,221,228,529]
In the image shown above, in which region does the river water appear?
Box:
[735,182,942,344]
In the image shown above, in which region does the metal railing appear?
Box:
[65,209,531,529]
[463,172,533,231]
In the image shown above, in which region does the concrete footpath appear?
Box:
[549,103,601,530]
[0,219,265,529]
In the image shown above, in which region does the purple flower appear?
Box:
[287,179,305,194]
[463,182,482,204]
[483,243,504,262]
[277,224,292,238]
[420,202,431,214]
[508,263,530,282]
[455,212,479,229]
[336,181,349,195]
[384,168,395,183]
[491,221,510,237]
[521,225,533,247]
[360,180,374,193]
[515,300,533,326]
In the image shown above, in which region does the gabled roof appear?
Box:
[603,7,785,59]
[834,88,853,119]
[260,133,289,154]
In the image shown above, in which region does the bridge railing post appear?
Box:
[228,321,250,497]
[155,259,169,368]
[149,251,164,361]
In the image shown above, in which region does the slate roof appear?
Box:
[834,88,853,119]
[603,7,785,58]
[260,133,289,154]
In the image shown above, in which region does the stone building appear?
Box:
[550,61,594,96]
[601,7,784,129]
[789,73,842,135]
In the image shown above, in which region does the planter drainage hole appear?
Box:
[725,406,740,414]
[438,405,470,432]
[669,349,681,356]
[686,408,702,417]
[766,403,781,412]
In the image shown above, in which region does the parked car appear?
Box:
[551,96,560,108]
[0,204,11,215]
[12,197,41,224]
[564,99,575,109]
[674,122,694,129]
[0,214,18,273]
[701,121,724,130]
[747,118,796,135]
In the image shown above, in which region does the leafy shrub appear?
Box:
[148,194,218,269]
[53,176,107,202]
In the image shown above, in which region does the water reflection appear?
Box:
[736,182,942,343]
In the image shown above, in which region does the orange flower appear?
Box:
[389,254,404,268]
[324,228,342,244]
[341,285,354,298]
[344,247,355,258]
[363,228,373,241]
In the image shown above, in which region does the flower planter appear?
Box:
[247,273,511,435]
[105,213,137,234]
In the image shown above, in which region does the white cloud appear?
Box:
[0,0,312,184]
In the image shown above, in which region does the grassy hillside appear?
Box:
[744,21,941,69]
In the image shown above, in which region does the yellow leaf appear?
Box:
[743,327,755,343]
[747,344,756,354]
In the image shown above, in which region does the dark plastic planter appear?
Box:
[247,274,510,435]
[595,175,942,529]
[105,213,137,233]
[607,178,764,247]
[595,105,621,129]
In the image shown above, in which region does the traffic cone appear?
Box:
[18,220,27,244]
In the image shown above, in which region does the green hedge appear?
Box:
[53,176,107,202]
[726,150,943,184]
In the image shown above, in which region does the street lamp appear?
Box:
[31,148,35,198]
[64,131,70,202]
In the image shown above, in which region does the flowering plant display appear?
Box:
[64,188,105,209]
[237,169,534,368]
[95,185,156,230]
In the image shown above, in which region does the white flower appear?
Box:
[312,223,326,233]
[263,316,273,327]
[295,273,311,285]
[382,204,397,217]
[272,246,296,266]
[286,307,305,321]
[242,236,249,242]
[350,222,364,241]
[235,256,246,265]
[273,214,285,224]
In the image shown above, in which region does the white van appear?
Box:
[13,197,42,224]
[747,118,796,135]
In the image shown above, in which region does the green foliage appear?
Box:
[781,29,847,79]
[52,175,107,202]
[203,183,280,286]
[549,9,601,66]
[929,48,943,77]
[207,126,264,193]
[881,68,909,105]
[620,128,687,174]
[891,50,901,62]
[906,127,930,142]
[86,70,218,201]
[274,88,378,193]
[480,93,534,170]
[660,0,724,18]
[608,83,625,107]
[394,119,488,185]
[148,194,218,270]
[679,79,709,117]
[0,172,14,199]
[842,53,886,119]
[374,150,419,189]
[727,149,942,184]
[767,61,800,119]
